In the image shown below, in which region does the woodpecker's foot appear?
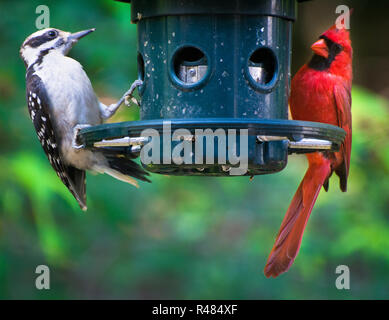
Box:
[102,80,143,119]
[124,95,140,107]
[124,79,143,107]
[72,124,91,149]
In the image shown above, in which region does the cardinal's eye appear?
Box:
[333,43,343,55]
[47,30,58,38]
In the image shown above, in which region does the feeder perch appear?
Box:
[77,0,346,177]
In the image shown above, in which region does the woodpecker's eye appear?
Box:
[47,30,58,38]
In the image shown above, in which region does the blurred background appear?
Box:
[1,0,388,299]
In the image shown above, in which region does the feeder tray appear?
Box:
[77,118,345,176]
[77,0,345,177]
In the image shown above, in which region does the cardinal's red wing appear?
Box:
[333,81,352,191]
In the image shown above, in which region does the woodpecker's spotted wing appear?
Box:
[26,73,87,210]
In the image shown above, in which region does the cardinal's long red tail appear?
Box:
[264,154,332,278]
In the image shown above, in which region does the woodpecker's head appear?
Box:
[20,28,95,68]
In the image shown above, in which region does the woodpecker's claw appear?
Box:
[125,96,140,107]
[124,79,143,107]
[72,124,91,149]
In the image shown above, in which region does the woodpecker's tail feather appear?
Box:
[68,157,149,211]
[66,166,87,211]
[98,156,150,187]
[264,155,331,278]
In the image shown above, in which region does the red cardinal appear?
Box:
[264,24,352,278]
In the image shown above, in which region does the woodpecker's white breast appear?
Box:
[33,51,105,169]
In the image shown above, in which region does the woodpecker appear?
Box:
[20,28,150,211]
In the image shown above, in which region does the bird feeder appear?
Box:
[77,0,345,177]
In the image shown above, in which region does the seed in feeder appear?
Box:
[144,41,148,47]
[172,32,175,37]
[168,40,171,44]
[261,40,266,45]
[260,27,264,32]
[222,165,231,172]
[188,69,196,77]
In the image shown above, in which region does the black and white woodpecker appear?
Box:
[20,28,150,211]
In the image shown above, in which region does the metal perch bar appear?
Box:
[288,138,332,150]
[93,136,150,148]
[92,134,333,152]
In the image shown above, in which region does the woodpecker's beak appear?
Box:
[311,38,329,59]
[69,28,96,42]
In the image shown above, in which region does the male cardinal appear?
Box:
[264,24,352,277]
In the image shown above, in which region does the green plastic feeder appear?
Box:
[78,0,345,177]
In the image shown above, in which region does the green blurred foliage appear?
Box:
[0,0,389,299]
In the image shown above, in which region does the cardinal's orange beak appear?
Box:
[311,39,329,58]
